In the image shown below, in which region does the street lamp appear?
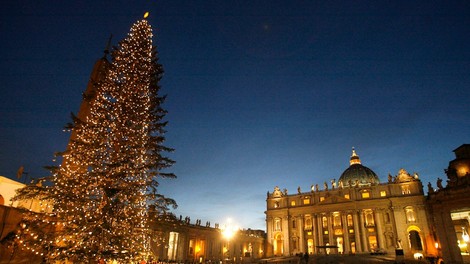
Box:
[222,219,238,263]
[462,227,469,243]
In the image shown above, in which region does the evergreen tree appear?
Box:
[14,17,176,263]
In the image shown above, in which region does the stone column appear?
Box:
[317,214,324,249]
[313,214,319,254]
[328,213,334,249]
[374,209,385,250]
[283,216,289,256]
[353,212,362,252]
[359,211,368,252]
[342,213,350,254]
[299,215,305,254]
[435,209,463,264]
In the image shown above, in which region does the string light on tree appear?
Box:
[13,16,176,263]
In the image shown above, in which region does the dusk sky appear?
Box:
[1,1,470,230]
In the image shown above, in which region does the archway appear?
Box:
[274,233,283,256]
[407,226,423,251]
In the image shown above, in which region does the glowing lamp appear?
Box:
[461,227,470,243]
[144,12,149,18]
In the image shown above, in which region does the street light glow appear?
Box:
[222,218,238,239]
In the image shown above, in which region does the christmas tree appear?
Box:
[14,15,176,263]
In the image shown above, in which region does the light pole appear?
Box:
[222,219,238,263]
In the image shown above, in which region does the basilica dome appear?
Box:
[338,148,380,187]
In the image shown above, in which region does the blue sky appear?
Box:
[1,1,470,230]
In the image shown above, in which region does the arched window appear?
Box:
[347,214,353,226]
[333,213,341,227]
[305,217,312,227]
[322,216,328,228]
[364,210,375,226]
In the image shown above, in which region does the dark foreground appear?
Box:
[261,254,430,264]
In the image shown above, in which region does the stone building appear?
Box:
[265,148,435,260]
[147,213,265,263]
[0,178,265,263]
[427,144,470,264]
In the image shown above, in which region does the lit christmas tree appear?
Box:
[14,15,176,263]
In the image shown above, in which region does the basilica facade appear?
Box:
[265,145,470,263]
[265,149,433,258]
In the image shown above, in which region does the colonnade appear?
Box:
[271,208,395,256]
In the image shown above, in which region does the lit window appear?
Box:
[189,239,195,255]
[320,197,325,202]
[344,194,350,199]
[405,207,416,223]
[303,198,310,205]
[322,216,328,228]
[364,210,375,226]
[274,201,279,208]
[368,235,377,250]
[333,213,341,227]
[362,192,370,198]
[291,201,296,206]
[305,217,312,229]
[380,191,387,197]
[347,215,353,226]
[401,185,411,195]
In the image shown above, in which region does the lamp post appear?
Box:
[222,219,238,263]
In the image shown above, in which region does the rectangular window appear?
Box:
[303,198,310,205]
[168,232,179,260]
[344,194,350,199]
[320,197,325,202]
[275,219,281,231]
[380,191,386,197]
[369,235,378,250]
[401,186,411,195]
[291,201,296,206]
[362,192,370,198]
[189,239,195,255]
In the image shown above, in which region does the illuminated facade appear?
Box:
[0,182,265,263]
[265,149,435,260]
[427,144,470,264]
[148,216,265,263]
